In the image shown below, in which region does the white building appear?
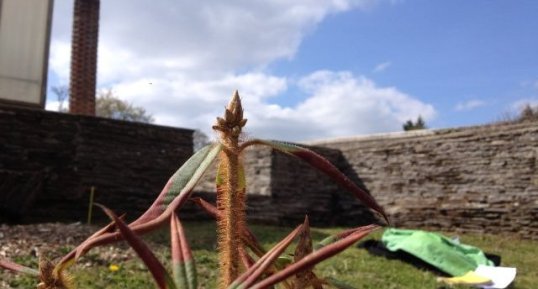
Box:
[0,0,54,108]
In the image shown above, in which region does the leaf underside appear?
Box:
[59,143,222,267]
[98,204,177,289]
[241,139,389,224]
[249,224,379,289]
[0,259,39,276]
[171,212,197,289]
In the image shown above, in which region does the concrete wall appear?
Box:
[0,106,193,222]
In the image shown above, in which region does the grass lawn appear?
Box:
[5,221,537,289]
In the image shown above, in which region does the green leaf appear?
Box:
[98,204,177,289]
[171,212,197,289]
[314,224,379,250]
[0,258,39,276]
[241,139,388,224]
[249,225,380,289]
[228,225,303,289]
[60,143,221,266]
[238,246,255,269]
[73,217,122,261]
[135,143,223,224]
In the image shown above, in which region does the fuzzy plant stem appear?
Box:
[213,91,248,288]
[221,147,241,286]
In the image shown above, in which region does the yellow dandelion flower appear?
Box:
[108,264,120,272]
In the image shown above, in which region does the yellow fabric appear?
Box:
[437,271,492,285]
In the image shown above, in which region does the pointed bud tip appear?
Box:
[227,90,242,111]
[214,91,248,139]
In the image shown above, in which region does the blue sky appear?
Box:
[269,1,538,127]
[47,0,538,141]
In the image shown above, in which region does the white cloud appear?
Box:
[48,0,381,86]
[112,72,288,137]
[47,0,435,142]
[287,70,435,140]
[111,70,435,141]
[45,100,61,111]
[50,0,377,81]
[49,41,71,83]
[511,98,538,112]
[373,61,391,73]
[455,99,486,111]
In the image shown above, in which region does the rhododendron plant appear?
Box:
[1,91,388,289]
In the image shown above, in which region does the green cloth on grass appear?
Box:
[381,228,494,276]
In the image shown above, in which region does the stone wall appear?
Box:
[311,121,538,239]
[191,144,378,227]
[189,121,538,238]
[2,104,537,238]
[184,146,274,222]
[0,106,193,222]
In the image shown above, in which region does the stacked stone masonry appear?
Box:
[0,106,193,222]
[190,145,376,226]
[1,105,537,239]
[192,121,538,239]
[311,122,538,239]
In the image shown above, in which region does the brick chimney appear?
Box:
[69,0,100,116]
